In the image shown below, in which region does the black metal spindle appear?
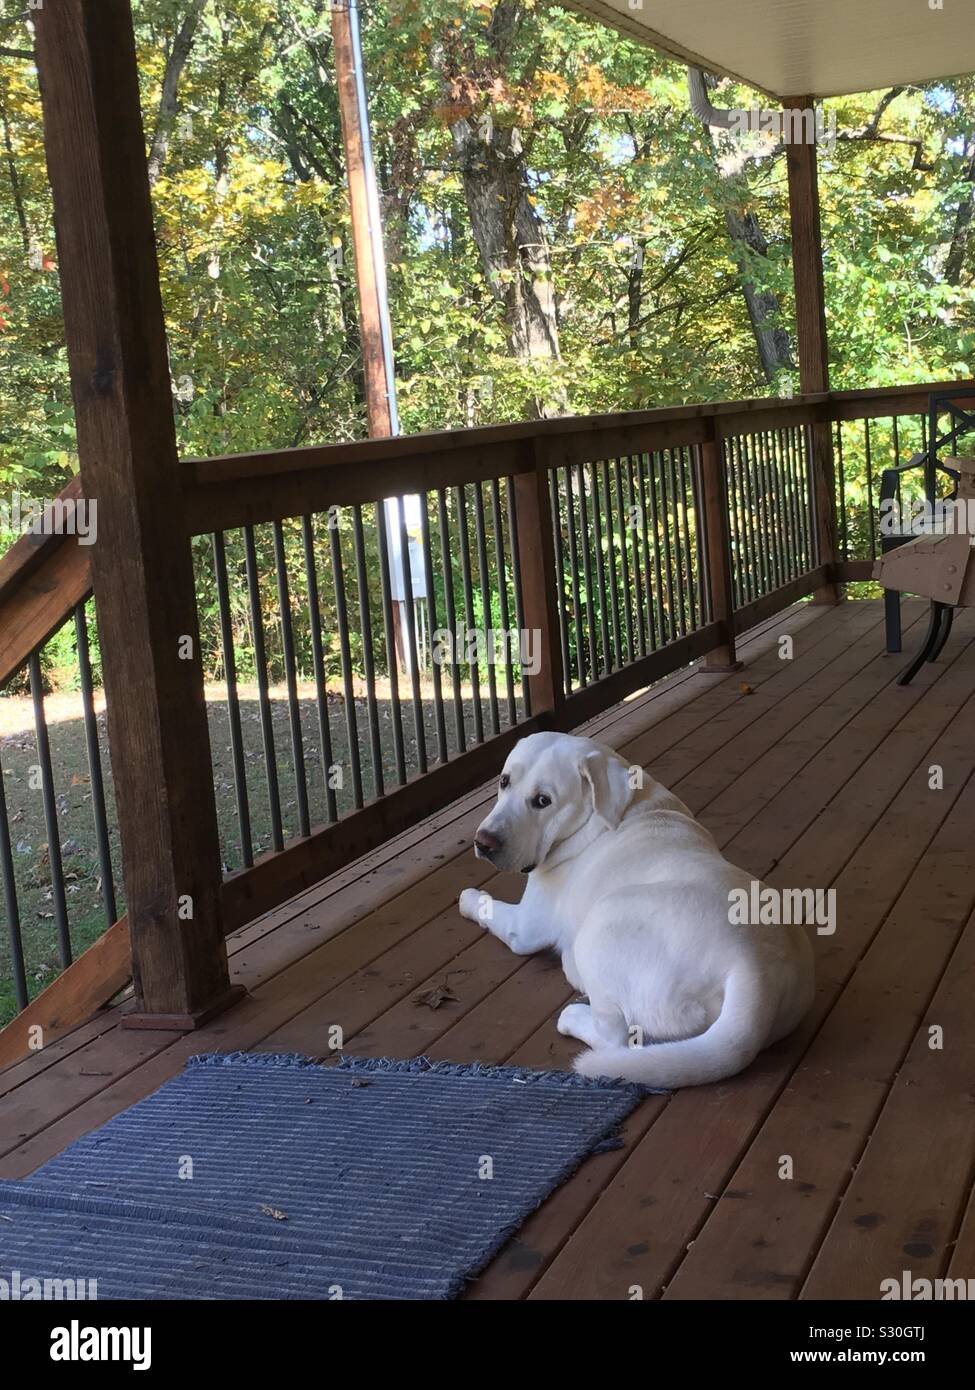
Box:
[589,462,610,670]
[772,431,790,586]
[782,428,801,579]
[759,432,779,587]
[505,476,532,717]
[689,443,710,621]
[421,494,449,759]
[0,745,28,1012]
[351,506,386,795]
[658,451,680,639]
[437,488,466,751]
[301,516,339,820]
[676,448,698,629]
[613,460,634,660]
[28,651,71,967]
[328,512,365,807]
[74,603,121,910]
[667,449,688,637]
[774,430,794,581]
[625,458,647,658]
[834,424,847,565]
[865,418,876,559]
[601,460,624,670]
[576,463,600,682]
[375,500,407,784]
[563,466,585,686]
[456,485,484,742]
[733,437,756,603]
[643,453,667,644]
[746,433,770,596]
[395,495,429,771]
[472,483,500,734]
[273,520,310,838]
[243,525,284,852]
[490,479,518,726]
[547,467,573,696]
[725,438,744,608]
[794,427,813,570]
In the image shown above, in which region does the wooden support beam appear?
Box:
[34,0,239,1023]
[785,96,840,605]
[513,442,566,716]
[699,434,742,672]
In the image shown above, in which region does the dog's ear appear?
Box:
[580,747,633,829]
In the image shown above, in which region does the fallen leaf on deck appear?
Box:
[259,1204,288,1221]
[413,984,458,1009]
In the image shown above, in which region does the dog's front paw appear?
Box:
[557,1001,593,1041]
[459,887,490,923]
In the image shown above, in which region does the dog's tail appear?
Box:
[573,966,776,1089]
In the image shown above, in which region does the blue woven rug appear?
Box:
[0,1053,644,1300]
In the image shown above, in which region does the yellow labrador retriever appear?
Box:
[459,731,814,1088]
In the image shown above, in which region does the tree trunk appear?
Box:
[945,137,975,287]
[445,2,565,418]
[147,0,209,188]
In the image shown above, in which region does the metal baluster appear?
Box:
[74,602,121,912]
[437,488,466,752]
[28,651,71,966]
[456,484,484,742]
[421,493,449,759]
[0,745,28,1011]
[273,520,310,838]
[395,494,428,771]
[301,516,339,820]
[328,513,365,806]
[243,525,283,852]
[490,479,518,726]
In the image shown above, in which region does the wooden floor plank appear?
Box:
[662,766,975,1300]
[523,615,975,1300]
[4,600,973,1303]
[801,901,975,1300]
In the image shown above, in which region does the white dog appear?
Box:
[459,731,814,1088]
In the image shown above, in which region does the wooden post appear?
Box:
[513,441,565,717]
[784,95,840,603]
[34,0,241,1026]
[700,432,742,672]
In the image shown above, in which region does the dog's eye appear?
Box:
[499,774,510,790]
[531,793,551,810]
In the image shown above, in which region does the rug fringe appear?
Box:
[187,1050,654,1093]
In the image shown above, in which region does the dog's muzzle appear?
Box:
[474,828,503,861]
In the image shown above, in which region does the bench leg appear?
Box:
[884,588,902,653]
[897,601,948,686]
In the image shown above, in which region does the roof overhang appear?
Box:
[568,0,975,99]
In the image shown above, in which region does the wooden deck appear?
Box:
[3,596,975,1301]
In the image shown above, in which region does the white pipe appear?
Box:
[347,0,424,643]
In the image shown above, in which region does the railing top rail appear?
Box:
[178,378,975,535]
[3,376,973,652]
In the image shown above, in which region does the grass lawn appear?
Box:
[0,675,524,1026]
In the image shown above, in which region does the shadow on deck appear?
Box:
[2,597,975,1300]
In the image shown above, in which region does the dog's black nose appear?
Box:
[475,829,502,858]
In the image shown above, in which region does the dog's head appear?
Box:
[473,732,635,874]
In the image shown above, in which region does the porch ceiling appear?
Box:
[569,0,975,99]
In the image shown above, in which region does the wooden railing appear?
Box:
[1,377,973,1055]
